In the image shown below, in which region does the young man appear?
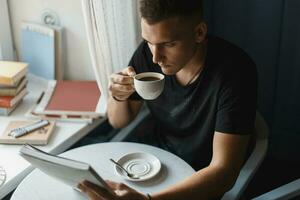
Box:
[79,0,257,199]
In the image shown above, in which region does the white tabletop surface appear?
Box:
[0,74,105,199]
[11,142,196,200]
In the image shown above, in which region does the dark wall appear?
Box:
[204,0,300,162]
[271,0,300,161]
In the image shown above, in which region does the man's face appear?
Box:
[141,17,199,75]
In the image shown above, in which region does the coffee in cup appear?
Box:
[133,72,165,100]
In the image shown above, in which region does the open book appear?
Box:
[19,144,113,194]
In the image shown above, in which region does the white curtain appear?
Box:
[81,0,140,113]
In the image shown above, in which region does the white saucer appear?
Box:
[114,152,161,182]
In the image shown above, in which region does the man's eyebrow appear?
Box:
[143,38,176,45]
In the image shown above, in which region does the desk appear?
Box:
[0,74,105,199]
[11,142,195,200]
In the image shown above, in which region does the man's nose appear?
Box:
[152,46,163,64]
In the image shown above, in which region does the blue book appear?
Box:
[21,22,55,80]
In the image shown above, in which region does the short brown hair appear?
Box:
[140,0,203,24]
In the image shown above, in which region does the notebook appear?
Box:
[21,22,55,80]
[50,25,64,80]
[0,120,55,145]
[19,144,113,193]
[33,80,101,119]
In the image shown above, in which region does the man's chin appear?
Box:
[161,68,173,75]
[160,65,176,75]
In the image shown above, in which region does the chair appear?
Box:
[251,178,300,200]
[111,109,269,200]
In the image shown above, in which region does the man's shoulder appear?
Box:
[205,36,257,92]
[133,41,152,63]
[207,36,256,77]
[134,41,151,59]
[208,36,255,66]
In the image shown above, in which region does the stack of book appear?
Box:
[0,61,28,116]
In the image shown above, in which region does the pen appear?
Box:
[36,91,45,104]
[9,120,50,138]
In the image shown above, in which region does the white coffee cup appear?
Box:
[133,72,165,100]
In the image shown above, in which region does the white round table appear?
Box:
[12,142,195,200]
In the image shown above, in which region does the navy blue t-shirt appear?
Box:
[128,36,257,170]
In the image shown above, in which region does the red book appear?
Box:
[46,81,100,111]
[33,81,101,119]
[0,87,27,108]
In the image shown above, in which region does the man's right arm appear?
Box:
[107,66,143,129]
[107,97,143,129]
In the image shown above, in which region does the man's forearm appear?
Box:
[151,165,237,200]
[107,96,142,129]
[150,131,249,200]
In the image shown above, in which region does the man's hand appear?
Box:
[78,180,148,200]
[109,66,136,101]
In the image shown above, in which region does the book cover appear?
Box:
[19,144,113,193]
[0,77,27,96]
[49,25,64,80]
[33,81,101,119]
[0,87,27,108]
[0,61,28,86]
[21,22,55,80]
[0,121,55,145]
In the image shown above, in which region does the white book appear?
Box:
[49,25,64,80]
[19,144,114,194]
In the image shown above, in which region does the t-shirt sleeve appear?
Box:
[215,57,257,135]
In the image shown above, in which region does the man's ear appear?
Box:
[194,22,207,43]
